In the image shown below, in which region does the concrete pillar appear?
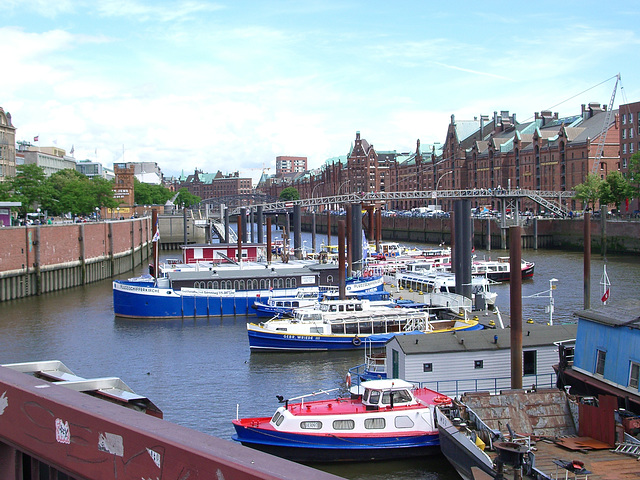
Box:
[338,220,346,300]
[249,209,254,244]
[312,211,317,253]
[376,207,382,252]
[240,207,247,243]
[183,207,188,246]
[293,204,302,259]
[237,215,242,262]
[351,203,363,273]
[346,205,352,276]
[327,210,332,248]
[461,199,472,301]
[224,206,230,244]
[533,217,538,250]
[256,206,264,244]
[486,217,491,251]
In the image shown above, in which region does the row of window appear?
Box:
[621,142,639,154]
[621,127,636,139]
[621,112,637,124]
[273,414,414,431]
[193,277,298,290]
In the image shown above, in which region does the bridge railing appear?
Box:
[228,189,574,215]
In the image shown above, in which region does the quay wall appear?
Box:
[301,214,640,254]
[0,218,152,301]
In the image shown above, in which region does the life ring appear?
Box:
[352,336,362,346]
[345,372,351,387]
[433,395,450,405]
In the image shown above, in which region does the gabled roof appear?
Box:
[324,155,347,167]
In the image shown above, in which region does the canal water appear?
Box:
[1,231,639,480]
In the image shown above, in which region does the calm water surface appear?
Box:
[1,232,639,479]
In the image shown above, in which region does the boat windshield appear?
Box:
[300,313,323,321]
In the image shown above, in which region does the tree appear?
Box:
[8,164,48,217]
[573,173,602,211]
[279,187,300,201]
[627,152,640,199]
[175,188,201,208]
[133,178,174,206]
[599,171,632,214]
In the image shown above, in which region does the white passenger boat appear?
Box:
[246,298,483,350]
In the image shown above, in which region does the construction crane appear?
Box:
[591,74,620,174]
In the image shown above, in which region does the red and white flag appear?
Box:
[34,135,39,142]
[601,289,610,303]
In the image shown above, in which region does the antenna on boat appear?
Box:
[523,278,558,325]
[600,265,611,305]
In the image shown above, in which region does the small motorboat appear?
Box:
[232,379,451,462]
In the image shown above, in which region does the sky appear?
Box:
[2,1,639,184]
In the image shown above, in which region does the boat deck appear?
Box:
[460,389,640,479]
[528,439,639,480]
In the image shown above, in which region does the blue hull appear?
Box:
[232,425,439,462]
[248,323,485,351]
[113,280,267,318]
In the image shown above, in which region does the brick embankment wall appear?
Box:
[0,218,152,301]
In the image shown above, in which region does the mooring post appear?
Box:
[510,225,523,390]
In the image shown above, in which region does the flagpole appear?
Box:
[151,210,159,280]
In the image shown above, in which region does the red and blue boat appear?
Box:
[232,379,451,462]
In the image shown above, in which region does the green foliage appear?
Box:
[175,188,201,207]
[279,187,300,201]
[599,171,632,212]
[133,177,174,206]
[573,173,602,210]
[627,152,640,197]
[8,164,48,216]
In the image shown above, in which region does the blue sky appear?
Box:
[1,1,638,182]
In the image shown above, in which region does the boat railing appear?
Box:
[402,313,433,332]
[287,388,341,409]
[409,373,558,398]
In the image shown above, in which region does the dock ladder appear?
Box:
[612,442,640,459]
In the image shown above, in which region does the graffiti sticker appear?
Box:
[55,418,71,444]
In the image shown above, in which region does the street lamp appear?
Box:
[338,179,351,195]
[117,207,120,220]
[95,206,100,221]
[434,170,453,212]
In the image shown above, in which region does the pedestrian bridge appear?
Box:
[230,189,575,218]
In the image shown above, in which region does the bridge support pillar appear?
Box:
[326,210,331,249]
[224,206,230,244]
[240,207,247,243]
[257,206,264,244]
[338,220,346,300]
[454,200,472,300]
[376,206,382,253]
[486,217,491,251]
[249,209,254,244]
[293,204,302,259]
[266,216,272,263]
[346,205,352,276]
[312,211,317,254]
[351,203,363,273]
[533,217,538,250]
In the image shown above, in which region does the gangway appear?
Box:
[212,219,238,242]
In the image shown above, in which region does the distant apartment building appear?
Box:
[0,107,16,182]
[276,156,307,175]
[180,170,252,199]
[76,159,104,178]
[619,101,640,212]
[16,144,76,177]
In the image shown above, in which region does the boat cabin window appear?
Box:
[367,390,380,404]
[332,419,355,430]
[364,418,385,429]
[292,301,299,307]
[310,327,323,334]
[381,390,412,405]
[355,304,363,311]
[331,324,344,334]
[271,411,285,426]
[395,416,415,428]
[300,421,323,430]
[346,304,355,312]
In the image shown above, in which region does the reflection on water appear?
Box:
[1,233,639,480]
